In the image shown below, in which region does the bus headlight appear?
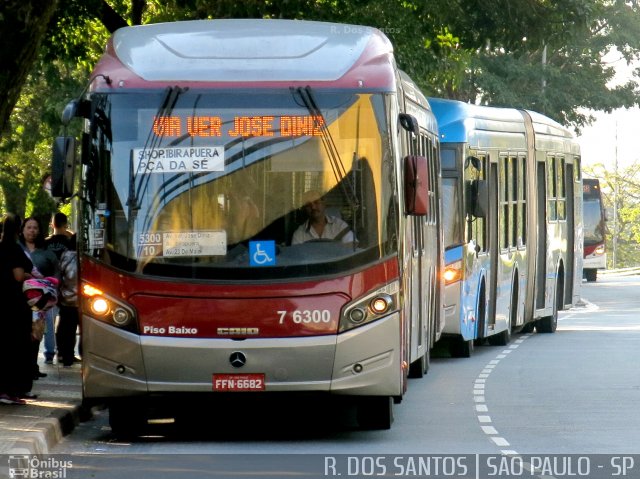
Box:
[594,245,605,256]
[90,298,109,316]
[370,295,392,314]
[82,282,137,331]
[340,281,399,333]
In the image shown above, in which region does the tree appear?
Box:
[585,162,640,268]
[0,1,59,137]
[4,0,640,217]
[435,0,640,131]
[0,57,84,220]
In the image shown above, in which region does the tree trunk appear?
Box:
[0,1,59,137]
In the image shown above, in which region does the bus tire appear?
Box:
[450,338,474,358]
[109,404,147,439]
[537,276,562,333]
[357,396,394,430]
[585,269,597,282]
[520,321,535,333]
[487,326,510,346]
[408,349,430,378]
[488,280,518,346]
[536,303,558,333]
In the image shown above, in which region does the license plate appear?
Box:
[212,373,265,391]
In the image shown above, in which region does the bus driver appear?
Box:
[291,190,354,244]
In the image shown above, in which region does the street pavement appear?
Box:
[0,359,83,455]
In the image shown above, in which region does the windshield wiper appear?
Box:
[127,86,184,261]
[293,86,359,213]
[129,85,185,210]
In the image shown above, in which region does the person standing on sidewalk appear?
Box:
[45,212,75,259]
[57,235,79,367]
[45,212,79,365]
[0,213,33,404]
[43,212,74,364]
[19,217,59,381]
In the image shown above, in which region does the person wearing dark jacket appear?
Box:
[0,214,34,404]
[57,239,79,367]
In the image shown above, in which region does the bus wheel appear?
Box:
[357,396,394,430]
[537,282,561,333]
[450,338,474,358]
[109,404,147,439]
[408,349,430,378]
[585,269,597,282]
[488,282,517,346]
[487,326,510,346]
[536,302,558,333]
[520,322,535,333]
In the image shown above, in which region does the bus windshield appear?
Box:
[583,198,605,246]
[82,89,397,279]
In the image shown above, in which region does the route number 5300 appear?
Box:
[278,310,331,324]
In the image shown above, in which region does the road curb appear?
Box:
[2,403,83,455]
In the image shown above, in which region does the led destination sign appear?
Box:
[152,114,326,138]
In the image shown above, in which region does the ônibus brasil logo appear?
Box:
[7,455,72,478]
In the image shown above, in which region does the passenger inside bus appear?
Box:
[291,190,354,244]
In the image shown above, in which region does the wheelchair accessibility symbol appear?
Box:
[249,240,276,266]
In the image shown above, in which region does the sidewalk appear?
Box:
[0,361,83,455]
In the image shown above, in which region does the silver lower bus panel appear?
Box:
[82,312,402,402]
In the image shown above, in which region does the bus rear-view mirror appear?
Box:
[51,136,76,199]
[468,179,488,218]
[404,155,429,216]
[399,113,419,135]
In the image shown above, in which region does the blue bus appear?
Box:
[430,98,582,356]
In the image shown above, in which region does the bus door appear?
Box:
[535,160,547,309]
[564,162,575,306]
[521,110,537,322]
[410,214,428,367]
[487,160,499,331]
[405,123,430,376]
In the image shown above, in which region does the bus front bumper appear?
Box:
[82,312,402,402]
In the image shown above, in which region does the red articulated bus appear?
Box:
[52,19,443,434]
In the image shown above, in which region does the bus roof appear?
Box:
[428,97,577,153]
[399,70,438,133]
[92,19,397,90]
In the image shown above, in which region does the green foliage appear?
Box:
[4,0,640,221]
[584,162,640,268]
[0,56,85,218]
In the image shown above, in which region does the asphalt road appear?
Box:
[50,274,640,477]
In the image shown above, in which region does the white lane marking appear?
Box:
[481,425,498,434]
[491,437,510,446]
[474,334,533,456]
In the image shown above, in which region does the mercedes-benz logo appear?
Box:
[229,351,246,368]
